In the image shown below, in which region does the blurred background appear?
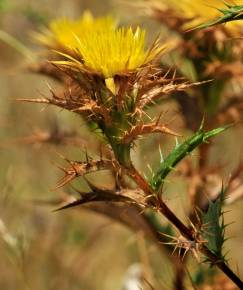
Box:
[1,0,243,289]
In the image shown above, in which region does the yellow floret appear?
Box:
[72,26,163,78]
[36,11,116,48]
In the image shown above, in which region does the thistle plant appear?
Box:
[116,0,243,288]
[17,8,243,290]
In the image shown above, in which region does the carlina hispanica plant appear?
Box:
[17,10,243,290]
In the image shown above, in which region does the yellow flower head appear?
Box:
[73,27,163,78]
[36,11,116,48]
[162,0,242,29]
[54,26,165,93]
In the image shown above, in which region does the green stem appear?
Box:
[115,143,132,167]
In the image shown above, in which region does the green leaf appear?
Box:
[194,3,243,30]
[201,186,226,261]
[151,124,229,192]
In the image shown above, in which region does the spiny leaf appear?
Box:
[194,3,243,30]
[32,195,163,243]
[151,125,229,192]
[54,183,146,211]
[54,190,133,211]
[201,186,227,262]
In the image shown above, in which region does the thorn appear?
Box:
[85,149,89,163]
[159,145,164,163]
[16,98,50,104]
[55,163,68,173]
[155,111,163,125]
[52,172,76,191]
[168,166,176,172]
[143,110,153,121]
[147,163,154,176]
[45,80,53,92]
[199,116,205,131]
[175,137,180,149]
[163,68,171,79]
[55,151,74,166]
[53,199,83,212]
[172,69,178,82]
[143,173,148,181]
[222,1,232,9]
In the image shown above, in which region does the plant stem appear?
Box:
[158,197,243,288]
[129,166,243,289]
